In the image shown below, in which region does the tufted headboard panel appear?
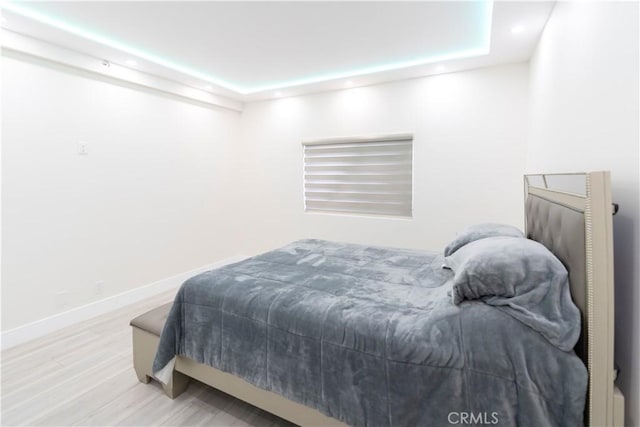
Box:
[525,193,586,361]
[524,172,619,427]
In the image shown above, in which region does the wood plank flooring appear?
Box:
[1,291,295,426]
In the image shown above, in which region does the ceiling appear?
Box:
[1,1,555,102]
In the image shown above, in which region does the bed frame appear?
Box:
[133,171,623,426]
[524,171,624,427]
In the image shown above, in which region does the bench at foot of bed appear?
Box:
[130,303,190,399]
[130,303,346,426]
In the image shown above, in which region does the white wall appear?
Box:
[1,53,243,330]
[237,63,529,255]
[527,2,640,425]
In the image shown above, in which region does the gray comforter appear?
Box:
[153,239,587,426]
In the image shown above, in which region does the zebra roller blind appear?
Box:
[303,134,413,217]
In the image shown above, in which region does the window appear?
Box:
[302,134,413,217]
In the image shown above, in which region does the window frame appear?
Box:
[302,133,414,218]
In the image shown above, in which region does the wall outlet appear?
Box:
[94,281,105,297]
[77,141,89,155]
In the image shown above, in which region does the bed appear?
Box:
[138,171,624,426]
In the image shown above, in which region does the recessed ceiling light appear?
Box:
[345,80,354,87]
[204,85,213,91]
[435,65,446,73]
[274,91,283,97]
[511,25,525,34]
[125,59,137,66]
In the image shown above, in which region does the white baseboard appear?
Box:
[1,255,247,350]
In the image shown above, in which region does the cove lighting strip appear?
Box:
[1,0,493,95]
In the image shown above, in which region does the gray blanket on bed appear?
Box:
[153,239,587,426]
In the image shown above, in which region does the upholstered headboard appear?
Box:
[524,171,620,427]
[526,193,587,359]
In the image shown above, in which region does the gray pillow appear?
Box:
[443,223,524,257]
[444,236,581,351]
[445,236,560,304]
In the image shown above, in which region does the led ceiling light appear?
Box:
[511,25,525,34]
[1,0,494,95]
[0,0,243,93]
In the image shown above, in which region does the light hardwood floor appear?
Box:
[1,290,295,427]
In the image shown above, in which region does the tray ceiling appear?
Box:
[1,1,555,101]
